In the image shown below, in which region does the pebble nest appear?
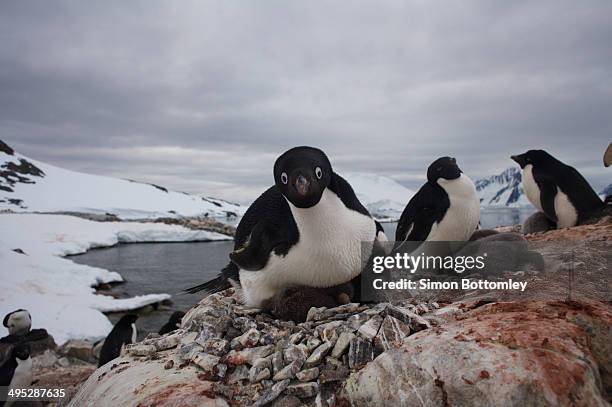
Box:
[123,288,440,406]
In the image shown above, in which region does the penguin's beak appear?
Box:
[511,155,523,166]
[295,174,311,196]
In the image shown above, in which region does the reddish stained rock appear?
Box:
[345,300,612,407]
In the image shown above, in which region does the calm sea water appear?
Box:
[71,207,534,336]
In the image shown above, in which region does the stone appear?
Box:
[164,359,174,369]
[273,359,304,381]
[288,332,305,344]
[215,363,228,378]
[155,333,180,351]
[357,314,383,340]
[199,338,230,356]
[61,340,93,361]
[306,306,328,322]
[125,344,156,357]
[331,331,355,358]
[348,337,374,369]
[249,367,271,383]
[315,383,337,407]
[252,379,290,407]
[270,395,302,407]
[178,342,203,361]
[286,382,319,398]
[316,321,343,344]
[230,327,260,349]
[373,316,410,353]
[272,351,284,374]
[383,304,430,332]
[191,352,220,372]
[180,331,198,345]
[347,312,371,330]
[305,341,333,368]
[223,345,275,366]
[319,365,349,383]
[296,366,319,382]
[283,344,309,363]
[306,337,322,351]
[227,365,250,384]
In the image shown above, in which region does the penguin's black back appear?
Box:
[395,182,450,242]
[328,172,371,217]
[0,354,17,387]
[535,156,604,218]
[98,316,136,367]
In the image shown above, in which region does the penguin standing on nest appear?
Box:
[395,156,480,245]
[186,146,386,320]
[512,149,605,228]
[98,314,138,367]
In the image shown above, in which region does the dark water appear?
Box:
[70,241,233,337]
[71,208,534,337]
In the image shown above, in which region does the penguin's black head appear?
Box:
[427,157,462,183]
[169,311,185,327]
[12,344,30,361]
[118,314,139,325]
[274,146,332,208]
[511,149,553,169]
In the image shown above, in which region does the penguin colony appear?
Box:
[1,144,607,386]
[187,144,607,320]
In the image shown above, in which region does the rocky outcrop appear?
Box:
[68,220,611,406]
[344,300,612,407]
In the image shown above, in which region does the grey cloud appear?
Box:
[1,0,610,202]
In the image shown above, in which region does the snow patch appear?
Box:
[0,214,230,344]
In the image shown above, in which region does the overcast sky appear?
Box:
[1,1,610,203]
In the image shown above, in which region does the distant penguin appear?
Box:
[159,311,184,335]
[185,146,387,309]
[98,314,138,367]
[2,310,31,336]
[511,150,605,228]
[0,344,32,406]
[395,157,480,244]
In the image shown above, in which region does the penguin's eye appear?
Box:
[315,167,323,179]
[280,172,288,184]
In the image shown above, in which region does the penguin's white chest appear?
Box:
[239,189,376,307]
[10,357,33,389]
[428,175,480,241]
[522,165,577,228]
[522,165,542,211]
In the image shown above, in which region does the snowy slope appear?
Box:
[475,167,531,207]
[343,173,414,221]
[0,140,243,220]
[0,213,230,344]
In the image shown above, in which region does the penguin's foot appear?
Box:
[262,282,355,322]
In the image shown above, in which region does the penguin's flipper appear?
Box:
[535,177,559,223]
[229,221,287,271]
[395,183,448,244]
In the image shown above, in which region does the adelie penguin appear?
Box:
[186,146,386,315]
[2,310,31,337]
[98,314,138,367]
[395,157,480,245]
[159,311,185,335]
[0,344,32,407]
[511,150,605,228]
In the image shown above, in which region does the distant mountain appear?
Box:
[0,140,243,220]
[475,167,531,207]
[343,173,414,221]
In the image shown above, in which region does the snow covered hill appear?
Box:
[0,140,243,220]
[475,167,531,207]
[343,173,414,221]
